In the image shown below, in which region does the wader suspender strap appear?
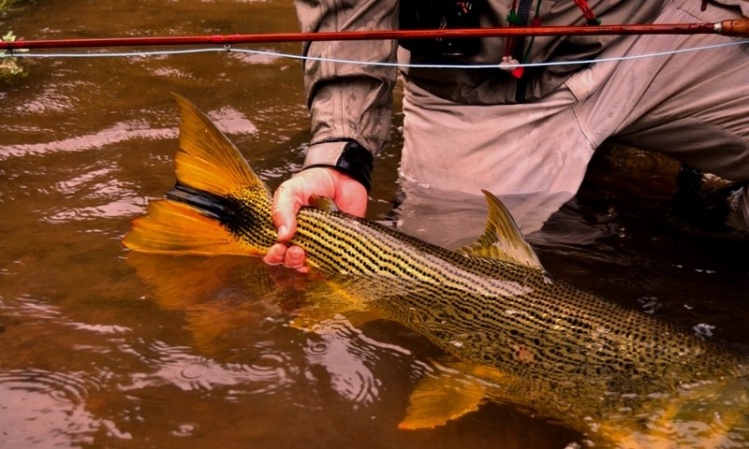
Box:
[513,0,534,102]
[509,0,600,102]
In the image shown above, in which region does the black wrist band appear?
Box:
[335,140,374,192]
[306,139,374,192]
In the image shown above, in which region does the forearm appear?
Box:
[295,0,399,188]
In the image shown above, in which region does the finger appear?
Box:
[283,245,308,273]
[262,243,288,266]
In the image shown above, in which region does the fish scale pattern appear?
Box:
[269,204,748,389]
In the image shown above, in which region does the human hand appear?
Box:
[262,167,368,272]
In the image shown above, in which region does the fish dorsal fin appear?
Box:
[399,368,485,430]
[172,93,270,197]
[308,195,339,212]
[458,190,543,270]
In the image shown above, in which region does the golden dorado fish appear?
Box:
[124,95,749,448]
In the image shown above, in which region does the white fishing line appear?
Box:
[2,39,747,70]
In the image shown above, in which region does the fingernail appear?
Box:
[278,225,288,240]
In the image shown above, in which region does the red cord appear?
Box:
[572,0,600,25]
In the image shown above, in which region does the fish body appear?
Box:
[124,95,749,447]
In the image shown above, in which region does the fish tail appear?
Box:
[123,94,274,256]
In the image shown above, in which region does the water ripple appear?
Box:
[122,341,292,395]
[43,198,145,223]
[10,296,132,336]
[0,368,130,447]
[0,113,256,161]
[302,318,389,407]
[241,352,288,383]
[0,123,177,160]
[0,368,95,404]
[206,106,258,135]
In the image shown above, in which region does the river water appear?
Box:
[2,1,749,448]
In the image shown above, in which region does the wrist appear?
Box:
[302,139,374,191]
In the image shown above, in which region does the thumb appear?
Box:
[271,183,302,243]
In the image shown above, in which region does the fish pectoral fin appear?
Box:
[289,280,383,332]
[308,194,339,212]
[399,371,486,430]
[289,308,383,333]
[458,190,543,270]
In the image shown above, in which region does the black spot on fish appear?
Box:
[168,183,263,237]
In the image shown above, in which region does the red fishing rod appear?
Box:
[1,18,748,51]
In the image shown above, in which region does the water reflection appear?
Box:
[395,178,590,250]
[126,254,413,411]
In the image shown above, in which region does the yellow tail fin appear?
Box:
[172,93,269,197]
[123,200,258,255]
[123,94,272,256]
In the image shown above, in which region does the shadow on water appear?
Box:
[1,1,749,448]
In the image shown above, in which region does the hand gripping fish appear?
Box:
[124,95,749,448]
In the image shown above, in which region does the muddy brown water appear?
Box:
[2,2,749,448]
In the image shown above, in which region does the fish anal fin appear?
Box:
[123,199,260,256]
[458,190,543,270]
[172,93,270,198]
[399,370,485,430]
